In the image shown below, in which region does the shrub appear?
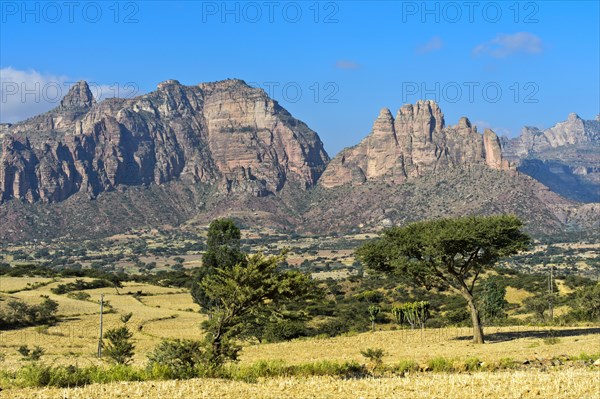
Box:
[544,336,561,345]
[463,357,482,371]
[17,345,44,361]
[428,357,454,372]
[262,319,307,343]
[289,360,365,379]
[497,357,517,369]
[394,359,419,373]
[147,339,204,379]
[17,363,51,386]
[103,326,134,365]
[67,291,91,301]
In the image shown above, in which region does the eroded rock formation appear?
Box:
[319,100,510,188]
[0,79,329,202]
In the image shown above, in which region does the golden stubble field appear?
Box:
[2,370,599,399]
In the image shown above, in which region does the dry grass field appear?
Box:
[240,326,600,365]
[3,369,598,399]
[1,275,599,399]
[0,277,206,370]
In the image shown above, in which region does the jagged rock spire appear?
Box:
[60,81,95,109]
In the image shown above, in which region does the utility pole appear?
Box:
[97,294,104,358]
[548,265,554,321]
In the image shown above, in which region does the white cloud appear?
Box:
[473,32,543,58]
[0,67,142,123]
[0,67,70,123]
[417,36,443,54]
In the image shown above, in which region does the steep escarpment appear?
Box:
[501,113,600,202]
[0,79,329,203]
[0,80,597,243]
[319,100,510,188]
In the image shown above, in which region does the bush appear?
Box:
[360,348,386,365]
[497,357,517,369]
[17,345,44,361]
[17,363,51,386]
[147,339,204,379]
[394,359,419,373]
[427,357,454,372]
[262,319,307,343]
[463,357,482,371]
[103,326,134,365]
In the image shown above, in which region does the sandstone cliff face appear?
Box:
[502,113,600,158]
[0,79,329,203]
[319,100,510,188]
[500,113,600,203]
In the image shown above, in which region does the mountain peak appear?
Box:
[157,79,182,90]
[60,81,95,109]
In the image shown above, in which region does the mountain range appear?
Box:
[0,79,598,242]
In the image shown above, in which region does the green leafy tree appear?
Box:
[479,279,508,325]
[199,252,315,367]
[191,219,247,312]
[573,283,600,321]
[356,215,530,343]
[523,292,555,322]
[103,326,135,364]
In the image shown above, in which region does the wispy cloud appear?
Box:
[417,36,443,54]
[335,60,361,70]
[0,67,70,123]
[0,67,140,123]
[473,32,543,58]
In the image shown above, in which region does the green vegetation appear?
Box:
[357,215,531,343]
[391,301,430,329]
[3,352,597,389]
[0,296,58,329]
[103,326,135,365]
[191,219,318,367]
[0,215,598,393]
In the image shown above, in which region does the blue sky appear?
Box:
[1,1,599,155]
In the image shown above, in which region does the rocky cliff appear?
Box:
[501,113,600,203]
[319,100,510,188]
[0,79,329,203]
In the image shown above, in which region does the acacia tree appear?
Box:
[356,215,530,343]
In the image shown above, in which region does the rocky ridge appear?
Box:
[319,100,510,188]
[0,79,598,242]
[501,113,600,203]
[0,79,329,203]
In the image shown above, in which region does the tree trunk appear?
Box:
[466,296,485,344]
[457,286,485,344]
